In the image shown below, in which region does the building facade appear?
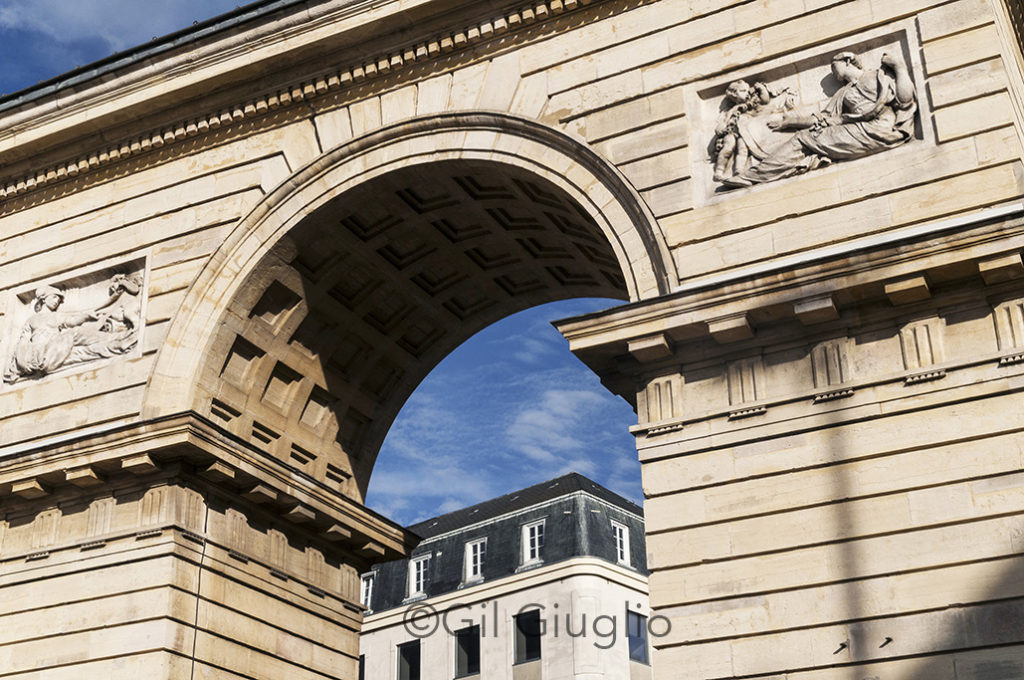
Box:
[360,474,652,680]
[2,0,1024,677]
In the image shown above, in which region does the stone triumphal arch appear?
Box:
[3,0,1024,678]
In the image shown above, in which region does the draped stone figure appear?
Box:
[715,50,917,188]
[4,273,144,384]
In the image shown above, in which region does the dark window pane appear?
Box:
[515,610,542,663]
[627,611,648,664]
[399,640,421,680]
[455,625,481,676]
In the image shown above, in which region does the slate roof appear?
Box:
[407,472,643,540]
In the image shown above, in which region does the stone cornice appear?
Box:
[0,0,599,205]
[0,411,414,559]
[557,204,1024,359]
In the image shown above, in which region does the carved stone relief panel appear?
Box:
[268,529,289,572]
[687,24,929,201]
[177,488,206,535]
[307,547,327,592]
[226,508,252,557]
[1,256,148,386]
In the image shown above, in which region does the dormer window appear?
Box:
[360,572,375,609]
[612,521,630,566]
[522,520,545,564]
[409,554,430,597]
[465,538,487,581]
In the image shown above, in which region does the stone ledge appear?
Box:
[558,208,1024,404]
[0,0,606,205]
[0,411,414,561]
[636,360,1024,460]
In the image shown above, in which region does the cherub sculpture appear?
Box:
[720,50,917,187]
[711,79,796,182]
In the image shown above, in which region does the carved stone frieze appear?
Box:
[2,258,146,385]
[689,29,927,198]
[711,49,917,188]
[0,0,601,205]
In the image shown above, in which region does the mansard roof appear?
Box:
[407,472,643,541]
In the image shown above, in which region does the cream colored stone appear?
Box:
[929,57,1009,108]
[641,180,690,218]
[619,148,690,192]
[0,2,1022,679]
[923,23,1002,75]
[935,90,1015,141]
[584,87,684,143]
[917,0,994,41]
[625,334,672,364]
[476,54,522,112]
[598,117,688,167]
[313,105,354,152]
[794,295,839,325]
[978,252,1024,283]
[885,275,931,305]
[348,96,383,137]
[380,85,418,125]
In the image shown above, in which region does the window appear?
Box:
[465,539,487,581]
[514,609,542,663]
[612,521,630,565]
[398,640,421,680]
[358,654,365,680]
[408,555,430,597]
[455,625,481,677]
[360,573,374,609]
[627,610,649,664]
[521,520,545,564]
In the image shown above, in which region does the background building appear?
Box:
[360,473,652,680]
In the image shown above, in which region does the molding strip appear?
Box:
[0,0,596,204]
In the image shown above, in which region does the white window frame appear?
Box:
[360,572,375,609]
[409,554,430,597]
[611,520,630,566]
[464,538,487,581]
[521,519,545,564]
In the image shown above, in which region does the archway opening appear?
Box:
[191,158,633,505]
[367,298,641,524]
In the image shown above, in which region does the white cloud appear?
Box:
[0,0,240,51]
[367,300,642,526]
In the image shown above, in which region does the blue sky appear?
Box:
[371,299,640,524]
[0,1,643,525]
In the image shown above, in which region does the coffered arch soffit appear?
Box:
[145,113,675,496]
